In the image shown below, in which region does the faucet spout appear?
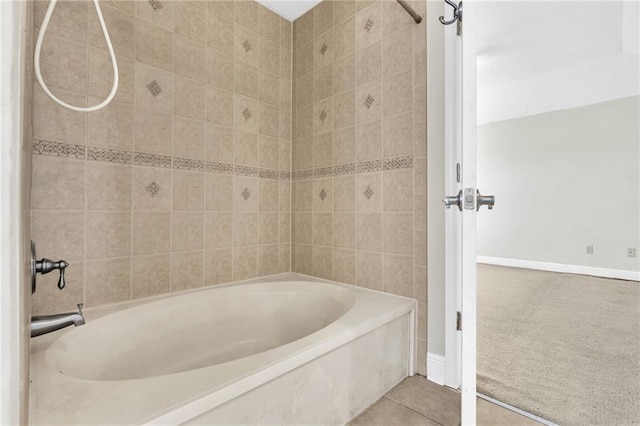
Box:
[31,304,85,338]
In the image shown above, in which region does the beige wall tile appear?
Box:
[356,80,382,123]
[355,118,382,161]
[281,112,292,141]
[85,258,130,306]
[135,109,172,155]
[258,244,279,276]
[293,180,313,211]
[236,0,259,30]
[260,38,280,75]
[207,87,234,127]
[294,9,314,47]
[260,6,280,44]
[32,261,83,315]
[383,253,413,297]
[333,212,355,249]
[292,243,313,275]
[414,156,426,194]
[208,49,234,90]
[233,176,258,211]
[383,27,412,77]
[34,0,88,41]
[383,69,412,117]
[292,137,313,171]
[234,95,260,134]
[315,0,334,36]
[333,176,355,211]
[356,250,382,290]
[281,17,292,51]
[313,98,334,136]
[293,105,313,140]
[414,230,426,267]
[260,103,280,138]
[236,26,260,68]
[313,245,333,280]
[174,76,206,120]
[279,243,291,272]
[259,136,279,169]
[383,112,413,157]
[89,48,134,105]
[86,162,132,210]
[259,179,279,212]
[294,74,313,109]
[356,212,382,251]
[333,248,355,284]
[334,53,355,95]
[38,34,87,94]
[313,213,333,246]
[87,99,133,150]
[206,123,234,163]
[133,166,172,210]
[260,71,280,107]
[207,1,234,23]
[175,1,206,45]
[314,131,333,168]
[333,126,355,165]
[279,181,291,210]
[258,212,279,244]
[173,170,204,210]
[90,4,134,59]
[414,84,427,122]
[132,212,170,255]
[333,89,355,130]
[414,192,426,230]
[355,1,381,49]
[334,16,355,59]
[313,178,333,212]
[135,0,174,30]
[235,61,260,99]
[292,212,312,244]
[174,115,205,159]
[86,212,131,259]
[205,211,233,249]
[234,130,258,166]
[334,1,355,26]
[279,212,291,242]
[205,174,233,211]
[33,86,86,145]
[414,120,427,157]
[314,63,334,101]
[383,212,413,255]
[175,35,206,82]
[295,41,314,80]
[414,265,427,303]
[356,172,382,212]
[233,212,257,246]
[171,251,204,291]
[281,50,292,82]
[356,40,381,86]
[136,19,174,71]
[233,246,257,281]
[204,248,232,285]
[103,0,134,15]
[135,61,174,114]
[132,254,170,298]
[281,78,292,112]
[383,169,413,211]
[315,29,334,69]
[32,156,84,210]
[172,211,204,251]
[207,10,234,55]
[382,0,412,35]
[31,211,84,262]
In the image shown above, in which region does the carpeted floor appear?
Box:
[477,264,640,426]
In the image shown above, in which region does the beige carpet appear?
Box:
[477,264,640,426]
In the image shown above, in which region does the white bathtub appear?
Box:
[30,275,416,425]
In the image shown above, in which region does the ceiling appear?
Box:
[256,0,322,21]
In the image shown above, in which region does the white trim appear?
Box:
[477,256,640,282]
[426,352,446,386]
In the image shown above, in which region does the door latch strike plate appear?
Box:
[463,188,475,210]
[456,311,462,331]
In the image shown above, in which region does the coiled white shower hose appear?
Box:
[34,0,119,112]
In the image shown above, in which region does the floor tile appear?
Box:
[477,398,541,426]
[348,397,441,426]
[385,376,461,426]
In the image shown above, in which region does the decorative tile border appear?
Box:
[32,141,412,181]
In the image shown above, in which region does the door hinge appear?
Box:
[456,311,462,331]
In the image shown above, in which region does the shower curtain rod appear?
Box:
[396,0,422,24]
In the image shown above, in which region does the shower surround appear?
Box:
[30,0,426,374]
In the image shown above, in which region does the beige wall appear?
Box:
[31,0,292,314]
[290,0,427,373]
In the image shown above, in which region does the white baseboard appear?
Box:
[426,352,445,385]
[477,256,640,281]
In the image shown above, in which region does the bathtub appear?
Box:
[30,274,416,425]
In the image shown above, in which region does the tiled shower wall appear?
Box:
[290,0,427,373]
[31,0,293,314]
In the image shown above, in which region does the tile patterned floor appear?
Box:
[349,376,542,426]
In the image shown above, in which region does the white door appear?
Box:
[442,1,486,424]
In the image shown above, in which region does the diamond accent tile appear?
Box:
[241,187,251,200]
[364,94,375,109]
[363,185,374,200]
[320,43,328,55]
[242,108,252,120]
[146,80,162,97]
[146,181,161,197]
[319,110,327,122]
[148,0,163,10]
[319,188,327,201]
[364,18,374,32]
[242,40,252,52]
